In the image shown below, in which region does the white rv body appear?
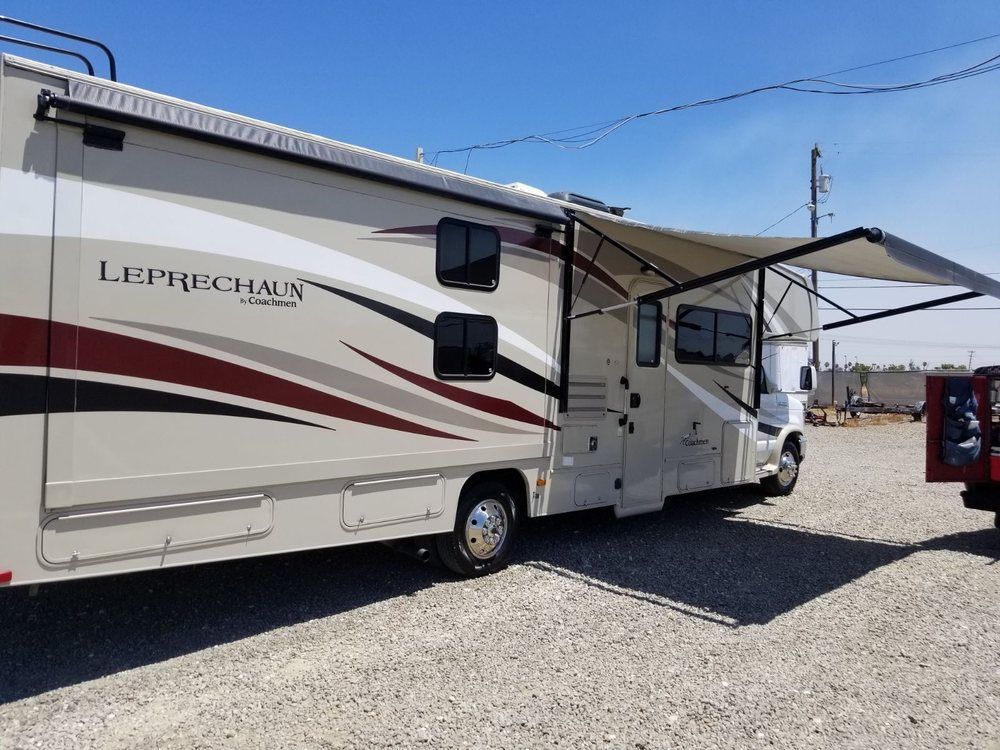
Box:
[0,56,813,585]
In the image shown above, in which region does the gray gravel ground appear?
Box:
[2,421,998,749]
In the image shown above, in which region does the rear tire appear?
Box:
[436,480,518,577]
[761,440,800,497]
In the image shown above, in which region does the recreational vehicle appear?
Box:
[2,48,999,587]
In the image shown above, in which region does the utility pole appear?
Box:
[968,350,975,370]
[415,146,425,164]
[810,143,821,371]
[831,339,838,409]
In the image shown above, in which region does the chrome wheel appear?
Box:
[778,449,798,487]
[464,500,509,560]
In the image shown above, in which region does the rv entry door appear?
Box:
[622,280,668,510]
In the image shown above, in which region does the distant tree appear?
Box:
[922,361,928,370]
[908,359,918,371]
[886,364,906,372]
[936,363,968,370]
[851,362,872,373]
[823,361,830,371]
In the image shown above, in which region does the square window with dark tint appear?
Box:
[436,219,500,290]
[676,306,716,363]
[464,316,498,376]
[434,315,466,376]
[437,221,468,286]
[467,226,500,288]
[716,311,752,365]
[635,301,662,367]
[434,313,497,379]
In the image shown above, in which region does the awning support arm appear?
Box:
[569,227,877,322]
[568,210,682,285]
[764,326,824,341]
[557,221,576,413]
[752,268,767,410]
[764,273,792,331]
[822,291,982,331]
[636,227,875,307]
[769,266,858,319]
[571,236,605,312]
[566,228,883,320]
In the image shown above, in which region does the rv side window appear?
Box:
[434,313,498,379]
[716,311,752,365]
[675,306,752,366]
[635,301,662,367]
[436,218,501,290]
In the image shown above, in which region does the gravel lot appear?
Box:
[2,422,998,749]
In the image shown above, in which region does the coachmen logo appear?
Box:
[98,261,304,308]
[681,432,710,447]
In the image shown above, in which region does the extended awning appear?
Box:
[573,211,1000,292]
[566,210,1000,329]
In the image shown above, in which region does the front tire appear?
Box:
[436,480,518,577]
[761,440,800,497]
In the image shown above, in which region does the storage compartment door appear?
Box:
[721,420,755,484]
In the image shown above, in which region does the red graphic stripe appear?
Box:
[375,225,627,298]
[343,341,558,431]
[0,314,470,441]
[0,314,50,366]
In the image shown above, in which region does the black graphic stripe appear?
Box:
[757,421,783,436]
[714,380,758,418]
[498,356,558,399]
[301,279,561,398]
[303,279,434,338]
[0,374,328,429]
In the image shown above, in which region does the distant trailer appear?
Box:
[846,389,927,421]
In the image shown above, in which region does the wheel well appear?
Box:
[464,469,529,519]
[786,431,803,460]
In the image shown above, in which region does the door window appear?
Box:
[635,301,662,367]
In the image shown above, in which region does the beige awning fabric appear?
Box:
[574,211,1000,298]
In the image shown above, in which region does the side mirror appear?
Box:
[800,365,816,391]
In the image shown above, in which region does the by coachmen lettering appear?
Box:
[681,435,710,447]
[98,261,304,305]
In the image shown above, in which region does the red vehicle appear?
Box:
[926,367,1000,527]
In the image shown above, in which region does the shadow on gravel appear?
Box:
[519,488,1000,628]
[0,544,438,704]
[1,488,996,703]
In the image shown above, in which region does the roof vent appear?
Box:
[506,182,548,198]
[548,191,629,216]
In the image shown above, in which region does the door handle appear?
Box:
[630,393,642,409]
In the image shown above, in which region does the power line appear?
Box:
[430,34,1000,168]
[826,333,1000,350]
[755,203,809,236]
[814,32,1000,78]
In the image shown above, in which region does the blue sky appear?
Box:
[4,1,999,367]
